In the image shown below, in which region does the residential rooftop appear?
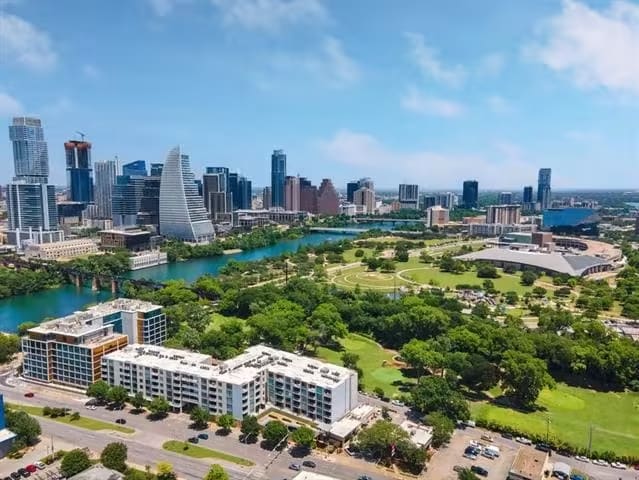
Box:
[68,465,123,480]
[104,344,355,387]
[509,447,549,480]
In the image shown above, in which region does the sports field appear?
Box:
[316,333,414,397]
[471,384,639,456]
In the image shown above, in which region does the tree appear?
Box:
[426,412,455,447]
[460,354,498,391]
[504,291,519,305]
[131,391,146,411]
[500,350,555,408]
[411,376,470,421]
[216,413,234,433]
[17,321,38,336]
[148,396,170,419]
[340,352,360,370]
[532,286,547,298]
[0,333,20,363]
[458,469,481,480]
[246,300,307,351]
[354,249,365,258]
[400,339,444,378]
[262,420,288,448]
[156,462,176,480]
[189,406,210,429]
[101,442,128,472]
[521,270,537,286]
[310,303,347,346]
[373,387,386,400]
[291,426,315,450]
[5,409,41,446]
[240,415,260,441]
[108,385,130,406]
[60,449,91,477]
[204,465,229,480]
[476,263,499,279]
[379,259,396,272]
[357,420,409,460]
[86,380,110,403]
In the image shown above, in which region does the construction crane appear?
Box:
[76,131,86,141]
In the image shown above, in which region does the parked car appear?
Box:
[470,465,488,477]
[592,459,609,467]
[34,463,45,471]
[25,466,37,474]
[115,418,126,424]
[501,432,513,439]
[18,469,29,478]
[357,476,372,480]
[85,405,96,410]
[482,450,496,460]
[187,437,198,444]
[465,420,476,427]
[574,456,589,463]
[569,475,585,480]
[10,472,21,480]
[611,462,627,469]
[288,464,300,471]
[198,433,209,440]
[302,461,316,468]
[515,436,532,445]
[24,392,34,398]
[463,446,479,460]
[535,443,552,453]
[480,434,494,442]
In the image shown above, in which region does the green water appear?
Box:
[0,232,352,333]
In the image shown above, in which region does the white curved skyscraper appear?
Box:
[159,146,215,243]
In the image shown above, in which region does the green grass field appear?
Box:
[162,440,254,466]
[8,403,134,434]
[341,248,374,263]
[316,333,414,397]
[471,384,639,456]
[330,265,414,291]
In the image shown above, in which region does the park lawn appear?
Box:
[316,333,414,398]
[162,440,254,466]
[471,384,639,456]
[205,313,248,332]
[8,403,134,434]
[342,248,374,263]
[401,267,533,295]
[330,265,413,291]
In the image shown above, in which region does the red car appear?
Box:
[24,392,34,398]
[25,466,36,474]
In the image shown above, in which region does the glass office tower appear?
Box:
[271,149,287,208]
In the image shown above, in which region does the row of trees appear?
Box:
[0,266,62,299]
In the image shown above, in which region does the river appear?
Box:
[0,232,353,333]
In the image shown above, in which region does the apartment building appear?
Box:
[24,238,99,260]
[22,299,166,387]
[102,344,358,428]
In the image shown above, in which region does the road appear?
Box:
[0,374,399,480]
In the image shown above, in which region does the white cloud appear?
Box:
[269,36,360,88]
[0,13,57,71]
[318,129,537,187]
[211,0,327,32]
[486,95,512,114]
[526,0,639,95]
[0,92,23,116]
[401,86,464,118]
[82,64,101,79]
[404,32,466,87]
[477,53,504,76]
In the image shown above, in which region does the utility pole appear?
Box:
[284,260,289,285]
[546,415,550,443]
[587,423,593,456]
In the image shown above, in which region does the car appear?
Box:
[10,472,21,480]
[574,455,589,463]
[501,432,513,439]
[480,434,494,442]
[611,462,627,469]
[465,420,476,427]
[453,466,464,473]
[481,450,496,460]
[34,463,45,471]
[288,464,300,471]
[17,469,29,478]
[25,466,37,474]
[198,433,209,440]
[115,418,126,424]
[470,465,488,477]
[592,459,609,467]
[569,475,585,480]
[535,443,552,453]
[187,437,199,444]
[515,436,532,445]
[24,392,34,398]
[302,461,316,468]
[357,476,372,480]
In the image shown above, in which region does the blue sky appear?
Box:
[0,0,637,190]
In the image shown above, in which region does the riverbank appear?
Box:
[222,248,242,255]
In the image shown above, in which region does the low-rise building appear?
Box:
[102,344,358,428]
[399,420,433,448]
[100,229,150,252]
[22,299,166,388]
[24,238,99,260]
[68,465,124,480]
[426,206,449,227]
[508,447,549,480]
[469,223,536,237]
[129,250,168,270]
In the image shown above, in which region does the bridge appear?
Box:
[353,217,426,224]
[309,227,368,234]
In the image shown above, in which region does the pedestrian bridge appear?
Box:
[309,227,369,234]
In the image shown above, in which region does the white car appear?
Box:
[575,456,590,463]
[34,462,46,470]
[515,436,532,445]
[611,462,627,469]
[592,459,610,467]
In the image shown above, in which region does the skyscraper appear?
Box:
[159,146,214,243]
[122,160,147,177]
[228,172,239,210]
[537,168,552,211]
[138,175,161,229]
[353,187,375,214]
[237,176,252,210]
[398,184,419,209]
[284,175,300,211]
[271,149,287,208]
[523,186,533,203]
[262,187,272,209]
[6,117,62,246]
[299,177,318,213]
[498,192,513,205]
[112,175,145,227]
[318,179,339,215]
[462,180,479,209]
[346,181,359,203]
[94,160,117,218]
[150,163,163,177]
[9,117,49,182]
[65,140,93,203]
[486,205,521,224]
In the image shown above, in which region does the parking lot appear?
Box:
[424,428,519,480]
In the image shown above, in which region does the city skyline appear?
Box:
[0,0,638,189]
